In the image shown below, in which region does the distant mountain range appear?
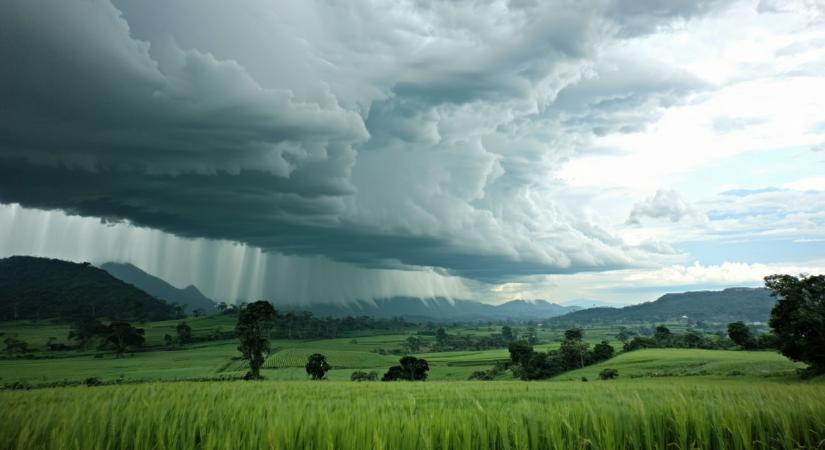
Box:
[0,256,181,322]
[101,262,216,313]
[276,297,580,322]
[0,256,779,325]
[547,287,776,325]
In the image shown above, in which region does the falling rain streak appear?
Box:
[0,204,469,304]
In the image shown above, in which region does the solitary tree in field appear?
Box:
[68,318,107,350]
[176,322,193,345]
[382,356,429,381]
[235,300,276,380]
[727,321,755,349]
[765,274,825,374]
[305,353,331,380]
[103,322,145,357]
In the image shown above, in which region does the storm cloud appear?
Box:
[0,0,730,283]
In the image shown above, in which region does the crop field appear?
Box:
[557,348,805,381]
[263,348,398,369]
[2,378,824,450]
[1,316,823,449]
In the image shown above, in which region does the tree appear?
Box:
[68,318,107,350]
[235,300,277,380]
[727,321,755,349]
[501,326,515,343]
[305,353,331,380]
[564,328,583,341]
[3,337,28,355]
[616,327,636,343]
[591,340,614,362]
[654,325,672,343]
[559,338,589,370]
[525,326,539,345]
[176,322,193,346]
[508,340,534,368]
[103,321,145,357]
[382,356,429,381]
[404,336,423,353]
[682,332,704,348]
[435,328,449,346]
[765,274,825,374]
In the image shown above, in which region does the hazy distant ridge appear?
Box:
[548,287,776,325]
[277,297,580,322]
[101,262,216,313]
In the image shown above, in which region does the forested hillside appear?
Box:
[549,288,775,325]
[0,256,182,322]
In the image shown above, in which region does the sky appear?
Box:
[1,0,824,306]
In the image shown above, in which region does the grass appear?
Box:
[1,319,822,449]
[2,378,824,450]
[556,349,805,381]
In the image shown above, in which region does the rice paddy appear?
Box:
[1,319,822,449]
[2,378,824,450]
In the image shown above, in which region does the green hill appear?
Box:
[0,256,182,322]
[554,348,802,381]
[550,287,775,325]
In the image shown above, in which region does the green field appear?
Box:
[2,318,823,449]
[2,378,824,450]
[0,316,803,385]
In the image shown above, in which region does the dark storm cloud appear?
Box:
[0,0,728,280]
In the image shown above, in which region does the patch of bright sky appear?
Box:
[498,1,825,304]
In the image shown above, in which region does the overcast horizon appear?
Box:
[1,0,824,306]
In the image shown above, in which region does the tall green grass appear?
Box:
[2,379,823,450]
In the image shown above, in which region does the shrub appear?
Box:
[84,377,103,386]
[599,368,619,380]
[350,370,378,382]
[468,370,494,381]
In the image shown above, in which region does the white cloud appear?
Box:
[0,0,823,304]
[626,189,706,225]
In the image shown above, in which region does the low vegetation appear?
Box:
[0,272,823,449]
[2,380,824,450]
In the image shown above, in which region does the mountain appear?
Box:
[276,297,579,322]
[561,299,622,309]
[548,287,776,325]
[0,256,181,322]
[101,262,215,313]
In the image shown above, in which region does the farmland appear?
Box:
[2,378,824,450]
[1,317,823,449]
